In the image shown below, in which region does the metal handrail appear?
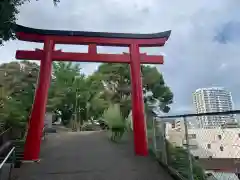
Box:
[0,146,16,180]
[156,109,240,119]
[0,147,15,170]
[0,129,11,137]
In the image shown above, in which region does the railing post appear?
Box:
[8,149,15,180]
[152,117,157,154]
[162,121,168,165]
[0,166,2,180]
[183,116,194,180]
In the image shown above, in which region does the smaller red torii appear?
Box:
[14,24,171,161]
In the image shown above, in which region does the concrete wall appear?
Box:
[166,126,240,158]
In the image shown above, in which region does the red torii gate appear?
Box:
[14,24,171,161]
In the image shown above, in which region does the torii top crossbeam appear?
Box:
[14,24,171,46]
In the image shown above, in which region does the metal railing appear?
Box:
[42,125,47,141]
[147,110,240,180]
[0,147,15,180]
[0,128,16,180]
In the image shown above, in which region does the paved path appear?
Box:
[13,130,174,180]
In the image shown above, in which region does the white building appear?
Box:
[165,119,240,180]
[188,128,240,158]
[166,119,240,159]
[193,87,235,129]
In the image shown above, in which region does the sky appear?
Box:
[1,0,240,114]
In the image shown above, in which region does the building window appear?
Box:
[207,144,211,149]
[188,134,196,139]
[194,156,199,160]
[218,135,222,140]
[220,146,224,151]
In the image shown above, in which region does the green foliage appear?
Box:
[0,0,59,45]
[103,104,125,142]
[104,104,124,129]
[48,62,108,129]
[167,142,206,180]
[48,62,83,126]
[0,61,38,134]
[4,99,26,124]
[0,60,173,135]
[0,0,22,45]
[95,63,131,118]
[142,66,173,113]
[94,63,173,119]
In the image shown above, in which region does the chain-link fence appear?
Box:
[147,110,240,180]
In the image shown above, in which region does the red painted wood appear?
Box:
[139,53,164,64]
[35,48,62,52]
[23,39,54,161]
[88,44,97,54]
[54,52,130,63]
[16,50,43,60]
[16,32,167,47]
[16,50,164,64]
[130,44,148,156]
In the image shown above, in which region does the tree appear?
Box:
[85,74,109,120]
[142,66,173,113]
[93,63,173,118]
[0,0,59,45]
[0,60,172,134]
[48,62,108,130]
[94,63,131,118]
[48,62,81,126]
[0,61,39,135]
[0,61,39,111]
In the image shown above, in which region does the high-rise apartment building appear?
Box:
[193,87,235,128]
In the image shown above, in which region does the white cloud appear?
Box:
[0,0,240,113]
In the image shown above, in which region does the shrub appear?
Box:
[103,104,125,141]
[104,104,125,129]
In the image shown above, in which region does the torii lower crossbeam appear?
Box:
[16,50,164,64]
